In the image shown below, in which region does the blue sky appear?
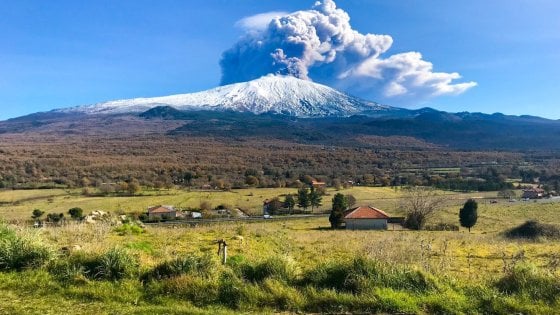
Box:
[0,0,559,120]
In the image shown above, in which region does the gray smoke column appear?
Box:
[220,0,476,102]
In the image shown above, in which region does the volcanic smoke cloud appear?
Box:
[220,0,476,103]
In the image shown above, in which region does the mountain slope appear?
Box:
[59,75,389,117]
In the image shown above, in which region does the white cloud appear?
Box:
[221,0,476,103]
[235,11,289,31]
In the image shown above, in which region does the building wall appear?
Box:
[345,219,387,230]
[148,211,176,219]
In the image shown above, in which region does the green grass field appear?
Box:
[0,186,500,221]
[1,187,559,314]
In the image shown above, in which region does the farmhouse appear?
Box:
[522,188,545,199]
[344,205,390,230]
[147,205,176,220]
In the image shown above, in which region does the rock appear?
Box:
[60,244,82,254]
[84,215,97,224]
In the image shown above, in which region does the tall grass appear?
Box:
[1,246,559,314]
[0,224,52,271]
[495,263,560,303]
[142,253,217,281]
[49,247,138,282]
[302,256,438,294]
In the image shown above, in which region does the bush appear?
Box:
[68,207,84,220]
[0,225,52,271]
[404,212,425,230]
[46,213,65,223]
[142,254,217,281]
[504,220,560,240]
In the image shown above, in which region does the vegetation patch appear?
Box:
[0,224,52,271]
[302,256,439,294]
[50,248,138,282]
[142,254,217,281]
[113,222,145,236]
[495,263,560,303]
[505,220,560,240]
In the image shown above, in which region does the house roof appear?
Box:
[344,206,390,220]
[148,205,175,213]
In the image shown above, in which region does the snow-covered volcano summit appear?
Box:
[60,75,387,117]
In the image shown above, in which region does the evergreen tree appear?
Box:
[297,187,311,211]
[283,194,296,214]
[309,186,323,212]
[329,193,348,229]
[459,199,478,232]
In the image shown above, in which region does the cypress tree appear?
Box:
[459,199,478,232]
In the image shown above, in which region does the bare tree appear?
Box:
[400,186,446,230]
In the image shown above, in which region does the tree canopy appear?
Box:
[329,193,348,229]
[459,199,478,232]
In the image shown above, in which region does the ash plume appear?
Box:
[220,0,476,103]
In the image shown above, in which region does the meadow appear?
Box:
[0,187,559,314]
[0,186,500,221]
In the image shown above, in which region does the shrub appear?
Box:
[0,225,52,271]
[68,207,84,220]
[404,212,425,230]
[31,209,44,219]
[142,254,217,281]
[504,220,560,240]
[46,213,65,223]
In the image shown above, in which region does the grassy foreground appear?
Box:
[1,187,560,314]
[1,215,560,314]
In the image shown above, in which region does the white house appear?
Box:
[344,206,390,230]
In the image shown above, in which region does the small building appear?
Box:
[522,188,545,199]
[344,206,390,230]
[147,205,176,220]
[311,180,326,188]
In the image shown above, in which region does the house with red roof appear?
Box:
[147,205,176,220]
[343,205,390,230]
